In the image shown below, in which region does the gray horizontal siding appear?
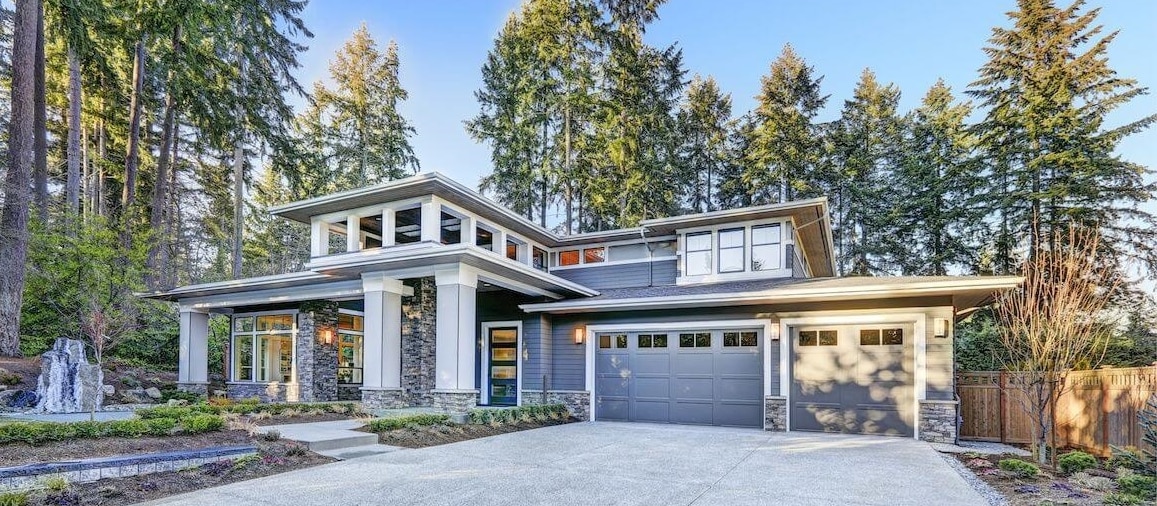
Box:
[925,341,954,400]
[551,259,677,289]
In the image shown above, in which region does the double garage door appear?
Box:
[594,328,764,427]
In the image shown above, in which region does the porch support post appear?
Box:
[178,308,210,394]
[381,208,396,247]
[347,213,361,252]
[421,198,440,243]
[361,273,405,390]
[435,265,477,391]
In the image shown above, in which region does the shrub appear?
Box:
[1108,445,1154,473]
[180,414,225,434]
[998,458,1040,478]
[0,491,28,506]
[1059,450,1099,475]
[0,369,20,387]
[231,454,261,470]
[284,443,308,457]
[1102,492,1144,506]
[465,404,568,426]
[1070,472,1114,491]
[40,475,69,492]
[262,430,281,442]
[1117,474,1156,501]
[159,389,203,404]
[366,414,450,432]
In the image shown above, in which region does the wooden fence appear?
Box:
[957,366,1156,455]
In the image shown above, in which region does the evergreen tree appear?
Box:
[744,44,828,204]
[676,75,732,213]
[893,80,983,275]
[826,69,904,276]
[968,0,1157,278]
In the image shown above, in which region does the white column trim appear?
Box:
[310,218,329,257]
[347,214,361,252]
[420,197,440,243]
[435,265,478,288]
[381,208,396,247]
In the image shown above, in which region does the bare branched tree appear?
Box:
[995,225,1120,464]
[80,298,136,420]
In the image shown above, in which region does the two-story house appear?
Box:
[144,172,1020,443]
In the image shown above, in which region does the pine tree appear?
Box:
[893,80,983,275]
[676,75,732,213]
[826,69,904,276]
[968,0,1157,278]
[744,44,828,204]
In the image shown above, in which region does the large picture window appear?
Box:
[751,224,782,271]
[685,232,712,276]
[232,314,295,383]
[338,313,364,384]
[718,228,745,273]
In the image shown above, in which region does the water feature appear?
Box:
[34,338,103,413]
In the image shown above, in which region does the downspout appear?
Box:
[640,227,656,287]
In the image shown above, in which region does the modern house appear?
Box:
[144,172,1020,443]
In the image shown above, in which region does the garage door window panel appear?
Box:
[724,331,758,347]
[679,332,711,348]
[638,334,668,349]
[799,330,838,347]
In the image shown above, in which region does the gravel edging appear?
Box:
[939,452,1008,506]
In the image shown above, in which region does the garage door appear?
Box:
[791,324,914,436]
[595,329,763,427]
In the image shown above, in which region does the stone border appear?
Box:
[0,445,257,491]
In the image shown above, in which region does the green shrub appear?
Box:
[262,430,281,442]
[1058,450,1098,475]
[180,414,225,434]
[1108,445,1155,473]
[366,414,450,432]
[0,370,20,387]
[998,458,1040,478]
[0,490,29,506]
[40,475,69,492]
[159,389,204,404]
[1102,492,1144,506]
[1117,474,1157,501]
[466,404,568,426]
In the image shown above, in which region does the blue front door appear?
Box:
[488,327,518,406]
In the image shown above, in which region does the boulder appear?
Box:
[144,387,163,400]
[0,389,16,407]
[119,390,144,404]
[101,384,115,395]
[5,390,39,409]
[35,338,103,413]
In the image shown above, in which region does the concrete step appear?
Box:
[258,421,378,452]
[315,444,406,460]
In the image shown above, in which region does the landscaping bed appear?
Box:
[2,439,334,506]
[362,404,575,449]
[953,448,1155,505]
[0,430,253,468]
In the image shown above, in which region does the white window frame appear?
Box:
[336,309,365,385]
[676,218,794,285]
[229,310,299,384]
[683,231,714,277]
[717,227,745,274]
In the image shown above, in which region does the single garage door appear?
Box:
[791,324,915,436]
[595,329,763,427]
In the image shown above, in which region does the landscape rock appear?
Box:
[35,338,103,413]
[101,384,116,395]
[0,389,16,406]
[120,390,145,404]
[4,389,39,409]
[144,387,163,400]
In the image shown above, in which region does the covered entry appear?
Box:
[790,324,915,436]
[594,328,763,427]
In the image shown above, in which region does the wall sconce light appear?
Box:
[573,326,585,345]
[934,318,949,338]
[319,327,335,345]
[769,324,781,341]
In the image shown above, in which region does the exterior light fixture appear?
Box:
[574,326,585,345]
[769,324,781,341]
[319,327,335,345]
[934,318,949,338]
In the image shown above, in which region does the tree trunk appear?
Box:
[161,122,179,288]
[32,3,46,221]
[564,108,573,235]
[0,0,40,357]
[96,117,106,217]
[65,44,82,215]
[232,137,244,278]
[146,27,182,289]
[122,35,146,246]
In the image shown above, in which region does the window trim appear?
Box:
[684,231,713,277]
[676,218,793,285]
[717,227,745,274]
[751,223,783,272]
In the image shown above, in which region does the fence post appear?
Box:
[1100,370,1110,456]
[998,371,1007,443]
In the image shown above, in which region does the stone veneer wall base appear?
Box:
[176,382,208,395]
[520,390,591,421]
[918,399,959,444]
[361,388,408,410]
[226,382,299,403]
[430,389,478,414]
[763,396,787,431]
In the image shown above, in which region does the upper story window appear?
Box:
[532,247,548,271]
[559,250,580,266]
[718,228,745,273]
[554,246,606,267]
[583,247,605,263]
[476,226,494,249]
[751,224,782,271]
[685,232,712,276]
[440,212,462,244]
[395,207,421,244]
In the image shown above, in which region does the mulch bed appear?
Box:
[0,430,254,468]
[373,419,573,448]
[18,439,335,506]
[952,453,1109,505]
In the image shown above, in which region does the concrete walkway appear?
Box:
[258,419,402,460]
[141,422,986,506]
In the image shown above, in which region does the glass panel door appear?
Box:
[488,328,518,406]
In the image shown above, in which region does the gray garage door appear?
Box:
[595,329,763,427]
[791,324,915,436]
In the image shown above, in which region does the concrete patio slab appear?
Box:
[140,422,988,506]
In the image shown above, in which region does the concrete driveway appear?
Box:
[142,422,985,506]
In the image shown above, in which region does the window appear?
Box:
[724,331,758,347]
[583,247,605,263]
[231,314,295,382]
[439,211,462,244]
[751,224,782,271]
[598,333,627,349]
[506,238,523,261]
[883,328,904,345]
[559,250,580,266]
[718,228,745,273]
[532,247,548,271]
[859,328,904,346]
[679,332,711,348]
[475,226,494,250]
[394,207,421,244]
[799,330,838,347]
[685,232,712,276]
[338,313,364,384]
[637,334,668,348]
[360,216,383,249]
[860,329,881,346]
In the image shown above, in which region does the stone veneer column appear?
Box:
[919,399,959,443]
[295,302,339,402]
[763,396,787,431]
[361,273,407,410]
[177,309,210,394]
[402,278,437,406]
[431,266,479,413]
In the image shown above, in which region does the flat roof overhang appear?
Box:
[518,276,1023,314]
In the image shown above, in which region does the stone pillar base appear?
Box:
[919,399,959,443]
[176,382,209,395]
[226,382,299,403]
[430,389,478,414]
[520,390,591,421]
[361,388,408,410]
[764,396,787,431]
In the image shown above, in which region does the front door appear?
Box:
[487,327,518,406]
